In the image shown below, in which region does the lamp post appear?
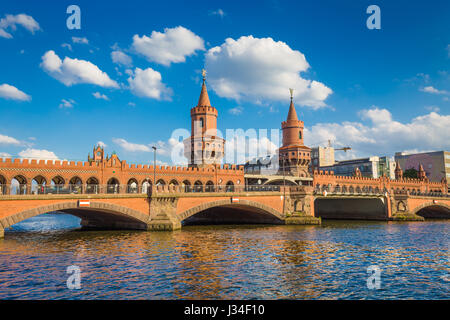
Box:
[152,146,157,189]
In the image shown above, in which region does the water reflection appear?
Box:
[0,214,448,299]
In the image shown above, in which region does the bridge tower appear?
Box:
[418,164,427,180]
[394,161,403,180]
[278,89,311,177]
[184,70,225,168]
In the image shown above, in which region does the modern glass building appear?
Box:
[394,151,450,185]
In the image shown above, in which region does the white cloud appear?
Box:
[305,107,450,158]
[0,152,11,158]
[420,86,449,95]
[92,92,109,100]
[40,50,119,88]
[0,134,21,145]
[97,141,107,148]
[61,43,72,51]
[128,102,136,107]
[72,36,89,44]
[127,67,172,100]
[18,148,58,160]
[0,14,40,39]
[425,105,440,112]
[112,138,151,152]
[225,135,279,164]
[210,9,226,18]
[0,83,31,101]
[205,35,332,108]
[59,99,75,108]
[111,50,132,67]
[132,26,205,66]
[228,106,243,115]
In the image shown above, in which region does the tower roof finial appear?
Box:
[287,88,298,121]
[197,68,211,107]
[202,68,206,83]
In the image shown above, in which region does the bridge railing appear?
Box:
[0,184,286,196]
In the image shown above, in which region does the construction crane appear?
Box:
[326,139,351,152]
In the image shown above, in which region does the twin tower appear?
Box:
[183,72,311,177]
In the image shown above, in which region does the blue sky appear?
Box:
[0,0,449,165]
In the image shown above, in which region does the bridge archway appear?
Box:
[411,202,450,219]
[0,201,150,232]
[263,178,298,186]
[179,199,284,226]
[314,197,387,220]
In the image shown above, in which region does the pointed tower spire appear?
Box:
[287,88,298,121]
[418,163,426,180]
[197,69,211,107]
[395,161,403,180]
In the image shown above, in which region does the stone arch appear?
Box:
[107,177,120,194]
[127,178,139,193]
[294,200,303,212]
[51,176,65,186]
[226,181,235,192]
[156,179,166,186]
[182,180,192,192]
[86,177,100,194]
[263,177,298,186]
[178,199,284,223]
[397,200,407,212]
[12,175,27,195]
[411,202,450,218]
[31,175,47,195]
[193,180,203,192]
[205,180,214,192]
[0,201,150,231]
[168,179,179,186]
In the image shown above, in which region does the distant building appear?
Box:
[320,156,395,179]
[244,155,278,175]
[394,151,450,184]
[311,146,335,172]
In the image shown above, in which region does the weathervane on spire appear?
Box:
[289,88,294,100]
[202,68,206,82]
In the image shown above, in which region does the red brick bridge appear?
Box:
[0,181,449,238]
[1,156,449,238]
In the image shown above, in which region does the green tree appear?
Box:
[403,168,418,179]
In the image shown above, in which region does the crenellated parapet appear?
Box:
[313,169,447,194]
[0,155,245,195]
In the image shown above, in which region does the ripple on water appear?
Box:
[0,214,449,299]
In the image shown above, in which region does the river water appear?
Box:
[0,213,448,300]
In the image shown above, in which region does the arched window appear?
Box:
[107,178,120,194]
[86,177,99,194]
[299,131,302,139]
[199,117,204,128]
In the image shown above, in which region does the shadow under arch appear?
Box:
[179,199,285,226]
[1,201,150,232]
[314,197,387,220]
[411,202,450,219]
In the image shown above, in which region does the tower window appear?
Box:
[299,131,302,139]
[200,118,204,128]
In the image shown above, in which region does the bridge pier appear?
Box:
[390,195,425,221]
[147,197,181,231]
